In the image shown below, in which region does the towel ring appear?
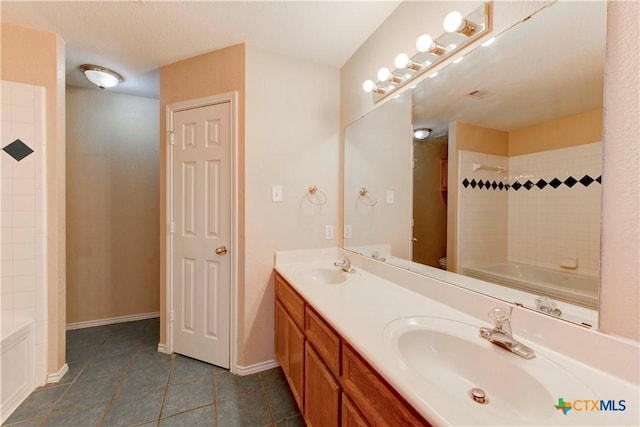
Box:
[358,187,377,206]
[306,186,327,206]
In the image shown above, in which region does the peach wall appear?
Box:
[66,87,159,324]
[1,23,66,375]
[509,108,604,156]
[599,1,639,341]
[243,46,340,366]
[159,44,246,352]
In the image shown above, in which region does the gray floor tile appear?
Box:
[130,347,173,372]
[161,377,214,418]
[158,405,215,426]
[275,415,305,426]
[259,367,286,388]
[118,366,170,397]
[216,390,272,427]
[102,388,165,427]
[42,401,108,427]
[265,384,299,422]
[110,320,149,337]
[66,328,112,348]
[54,373,121,412]
[76,353,132,381]
[215,372,261,401]
[4,385,68,424]
[66,343,100,363]
[1,415,42,427]
[170,355,215,384]
[57,360,88,385]
[93,342,139,361]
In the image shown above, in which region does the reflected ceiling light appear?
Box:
[482,37,496,47]
[416,34,445,56]
[443,11,478,36]
[362,79,385,94]
[453,56,464,64]
[80,64,123,89]
[429,72,438,78]
[413,128,432,140]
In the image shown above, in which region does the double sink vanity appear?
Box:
[274,248,639,426]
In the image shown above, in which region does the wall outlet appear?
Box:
[271,185,283,202]
[325,225,334,240]
[344,224,352,239]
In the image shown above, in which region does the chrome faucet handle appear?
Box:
[488,307,512,333]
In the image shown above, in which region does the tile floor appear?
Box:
[3,318,303,427]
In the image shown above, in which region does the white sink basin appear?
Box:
[301,268,347,285]
[383,317,594,425]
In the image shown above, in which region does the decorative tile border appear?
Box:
[2,138,34,161]
[461,175,601,191]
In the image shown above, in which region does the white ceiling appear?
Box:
[1,1,400,99]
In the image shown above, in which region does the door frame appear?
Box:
[165,92,238,373]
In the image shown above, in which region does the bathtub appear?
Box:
[463,262,598,309]
[1,319,35,424]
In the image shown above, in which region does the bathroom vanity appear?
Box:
[274,249,639,426]
[275,272,429,426]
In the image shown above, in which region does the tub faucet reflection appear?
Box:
[371,251,386,262]
[479,307,536,359]
[334,255,356,273]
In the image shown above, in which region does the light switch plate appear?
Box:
[386,190,394,204]
[272,185,283,202]
[344,224,352,239]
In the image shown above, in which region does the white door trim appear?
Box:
[165,92,238,374]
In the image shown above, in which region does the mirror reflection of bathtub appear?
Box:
[463,262,598,309]
[342,2,606,327]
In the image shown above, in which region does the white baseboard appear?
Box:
[157,343,168,354]
[66,312,160,330]
[234,359,279,376]
[46,363,69,384]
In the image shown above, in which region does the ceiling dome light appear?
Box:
[443,11,478,37]
[413,128,432,140]
[80,64,123,89]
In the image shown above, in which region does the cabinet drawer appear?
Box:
[305,306,340,377]
[341,344,430,427]
[275,274,305,329]
[342,395,369,427]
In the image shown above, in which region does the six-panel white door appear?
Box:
[171,102,231,368]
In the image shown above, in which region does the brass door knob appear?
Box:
[412,237,418,243]
[215,246,228,255]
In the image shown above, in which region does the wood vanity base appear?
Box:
[274,273,431,427]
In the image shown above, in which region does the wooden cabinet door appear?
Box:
[342,395,369,427]
[304,342,340,427]
[275,300,304,410]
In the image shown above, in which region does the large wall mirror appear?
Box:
[343,1,606,327]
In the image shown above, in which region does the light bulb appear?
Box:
[377,67,391,81]
[362,80,375,93]
[395,53,410,69]
[443,11,463,32]
[416,34,433,52]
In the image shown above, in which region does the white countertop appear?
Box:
[274,249,639,426]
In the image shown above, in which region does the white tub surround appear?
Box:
[1,81,49,413]
[275,248,639,426]
[1,320,34,424]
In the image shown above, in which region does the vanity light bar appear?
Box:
[362,2,492,103]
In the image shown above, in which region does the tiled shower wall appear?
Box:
[458,142,602,277]
[1,80,47,383]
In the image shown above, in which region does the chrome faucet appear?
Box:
[333,255,356,273]
[479,307,535,359]
[371,251,386,262]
